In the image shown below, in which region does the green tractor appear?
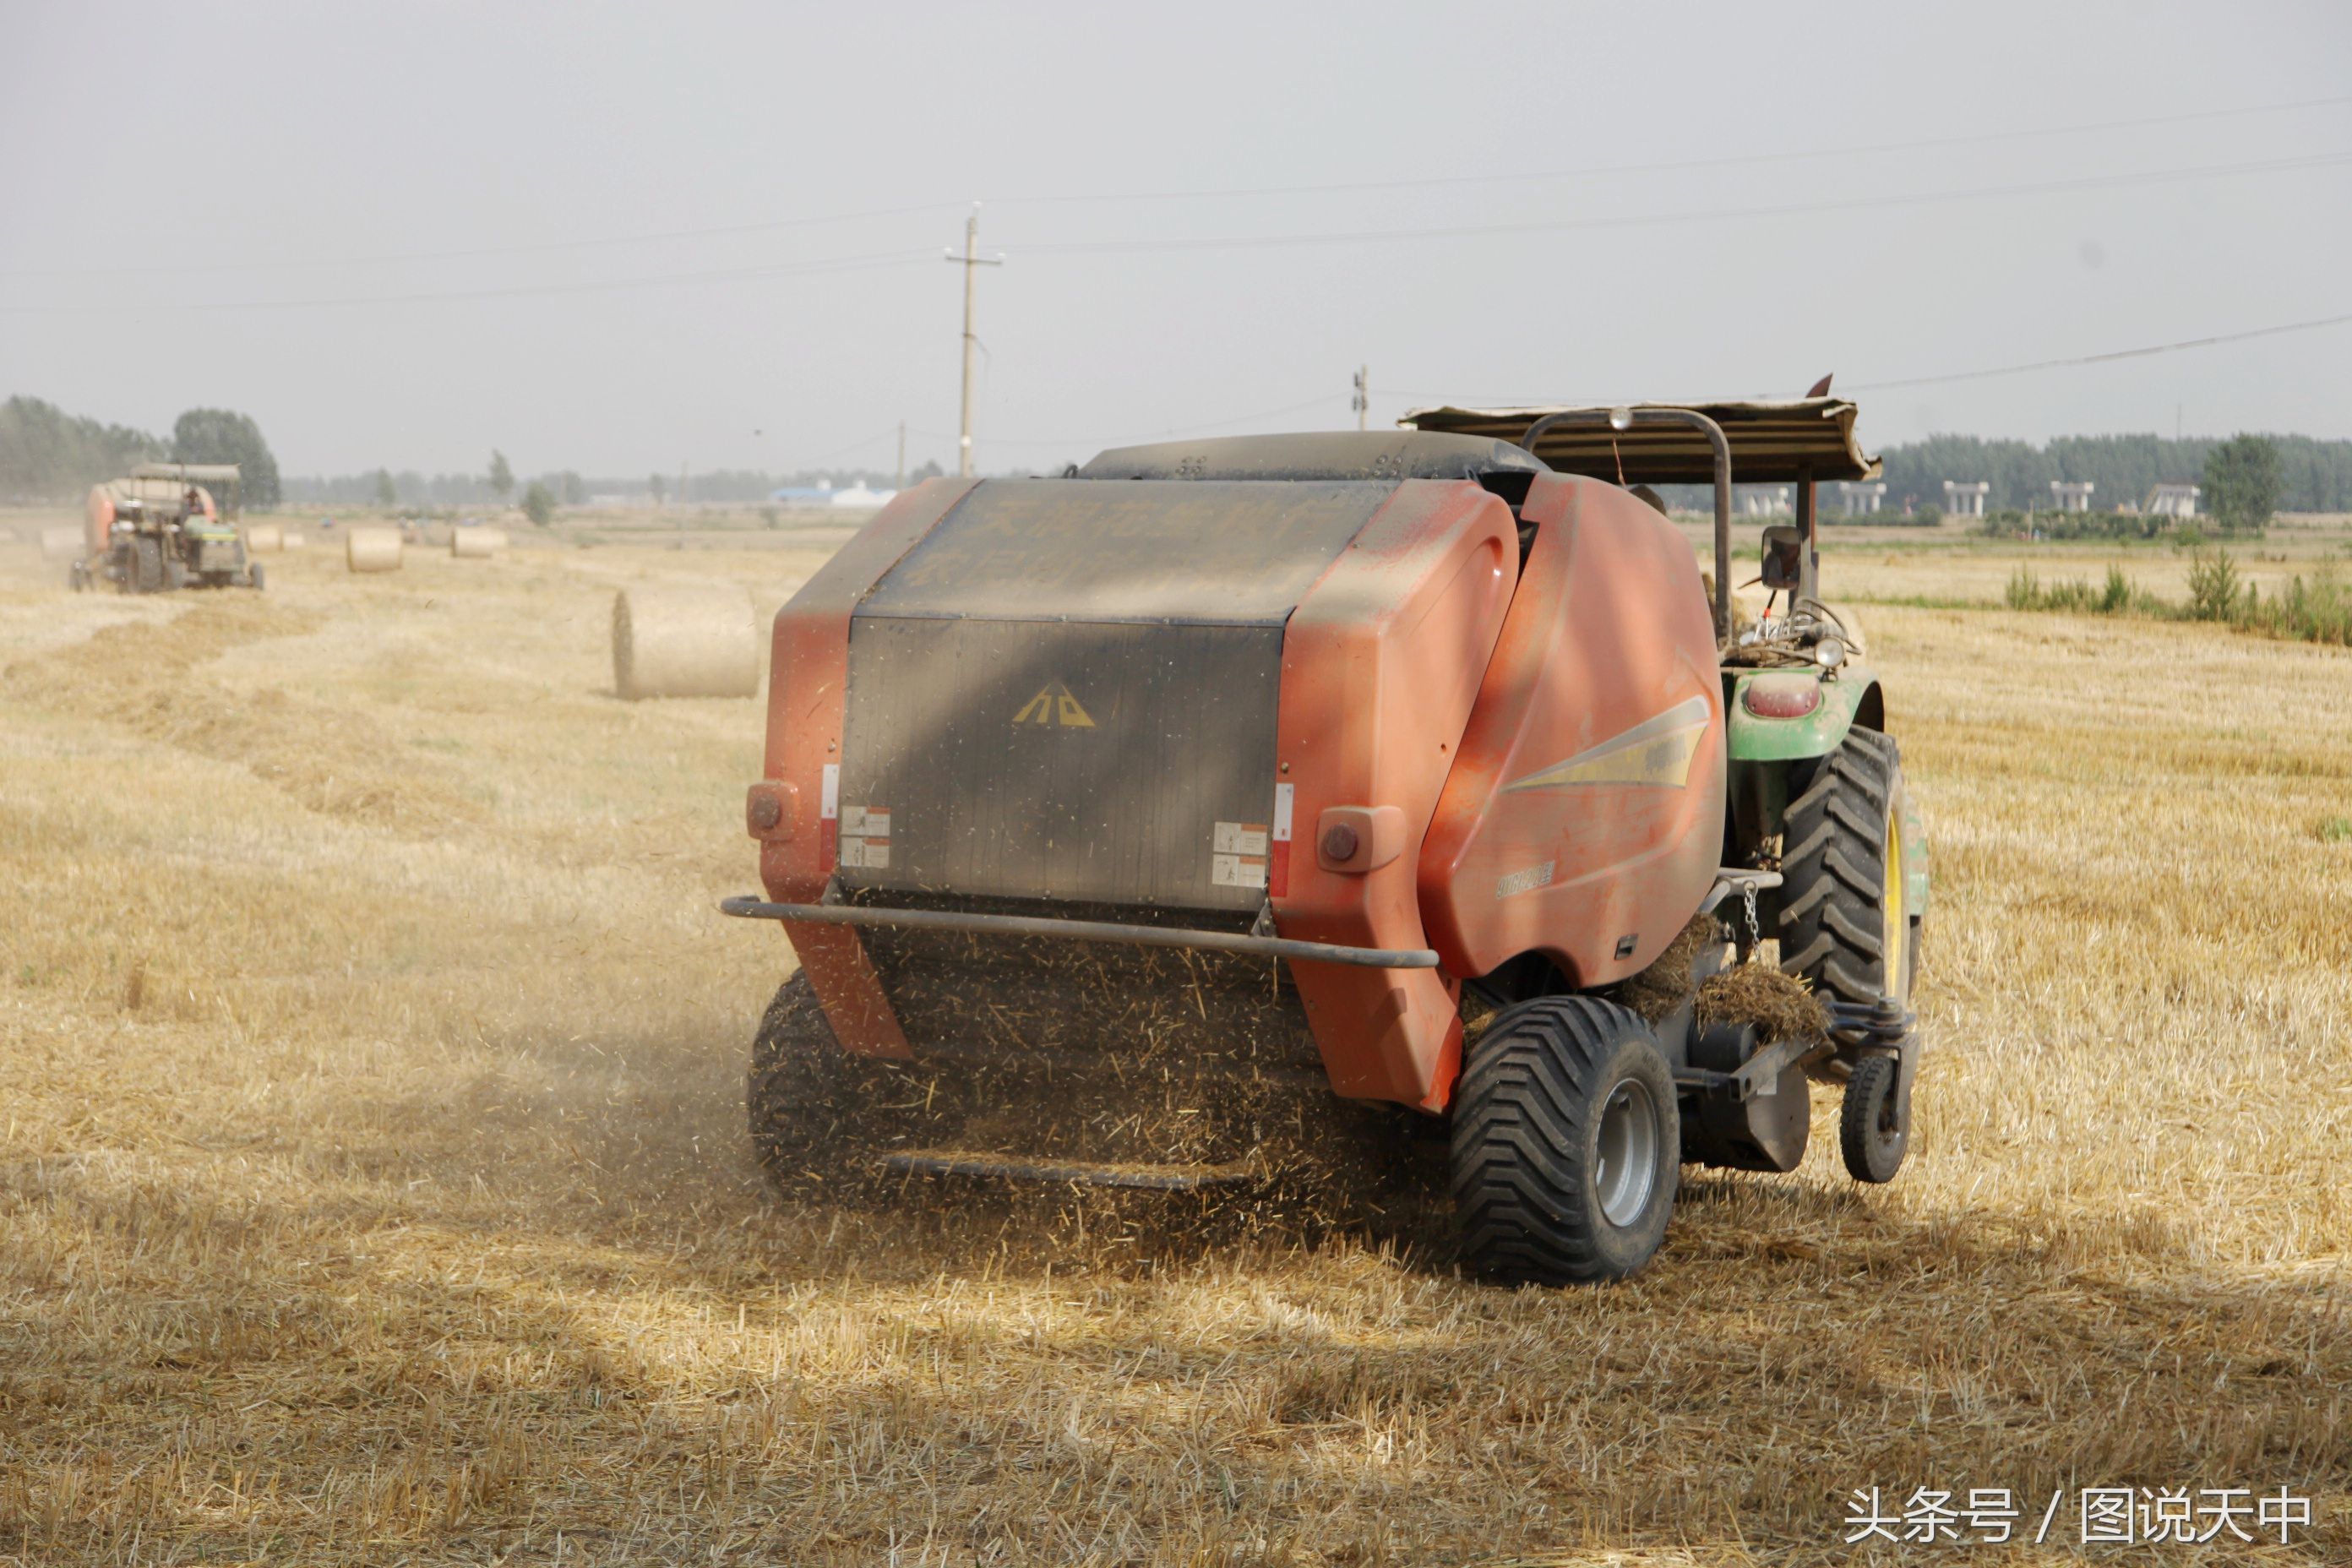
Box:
[71,462,263,594]
[1406,393,1929,1179]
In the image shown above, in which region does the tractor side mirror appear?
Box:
[1760,525,1803,591]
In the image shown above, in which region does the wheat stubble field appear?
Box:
[0,515,2345,1566]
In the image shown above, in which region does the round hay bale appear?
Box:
[612,584,760,700]
[245,523,283,553]
[346,526,403,573]
[282,531,308,550]
[451,526,508,558]
[41,525,84,561]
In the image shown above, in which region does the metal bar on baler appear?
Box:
[1518,406,1735,643]
[717,896,1442,969]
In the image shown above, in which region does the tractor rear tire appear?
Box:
[1779,727,1914,1009]
[748,973,880,1200]
[129,536,165,594]
[1450,997,1679,1285]
[1839,1054,1910,1182]
[248,563,266,591]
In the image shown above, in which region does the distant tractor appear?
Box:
[72,462,263,593]
[727,394,1929,1285]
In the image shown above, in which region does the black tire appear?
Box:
[129,536,165,594]
[1779,727,1915,1009]
[1451,997,1680,1285]
[163,553,188,592]
[748,973,898,1200]
[248,563,266,591]
[1839,1054,1909,1182]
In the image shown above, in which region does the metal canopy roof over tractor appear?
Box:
[133,462,245,483]
[1402,397,1881,484]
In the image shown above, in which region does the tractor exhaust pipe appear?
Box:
[1519,406,1734,644]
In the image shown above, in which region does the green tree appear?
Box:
[647,471,667,504]
[556,470,587,506]
[2203,434,2281,533]
[520,481,555,526]
[0,396,164,497]
[488,449,514,502]
[373,468,397,508]
[172,407,281,506]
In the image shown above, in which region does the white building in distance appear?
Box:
[1942,480,1990,518]
[2148,482,2201,518]
[2050,480,2096,514]
[1838,482,1887,515]
[1740,487,1792,517]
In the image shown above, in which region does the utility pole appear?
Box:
[1353,366,1369,432]
[945,205,1004,478]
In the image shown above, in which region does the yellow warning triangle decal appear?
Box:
[1014,681,1095,727]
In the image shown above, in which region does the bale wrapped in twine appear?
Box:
[450,526,509,558]
[612,584,760,700]
[245,523,283,552]
[346,526,403,573]
[41,525,84,561]
[282,531,308,550]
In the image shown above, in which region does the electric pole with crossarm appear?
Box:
[945,205,1004,478]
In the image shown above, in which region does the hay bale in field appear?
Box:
[612,584,760,700]
[282,531,307,550]
[245,523,283,552]
[41,525,83,561]
[346,526,402,573]
[450,526,508,558]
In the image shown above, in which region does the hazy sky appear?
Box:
[4,2,2348,479]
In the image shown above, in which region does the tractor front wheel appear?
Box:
[1450,997,1679,1285]
[1839,1054,1910,1182]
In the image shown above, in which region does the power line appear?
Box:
[0,202,963,281]
[913,389,1348,452]
[0,247,937,316]
[1016,150,2352,257]
[23,147,2344,319]
[7,92,2344,283]
[1843,311,2352,391]
[989,92,2352,208]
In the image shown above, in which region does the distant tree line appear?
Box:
[0,395,284,505]
[0,396,164,499]
[280,463,929,508]
[1873,432,2352,515]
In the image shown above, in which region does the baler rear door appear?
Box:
[836,479,1388,915]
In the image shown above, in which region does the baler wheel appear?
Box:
[1779,728,1915,1009]
[1450,997,1679,1285]
[747,973,880,1200]
[1839,1053,1909,1182]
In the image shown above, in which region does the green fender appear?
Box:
[1724,664,1876,763]
[1724,662,1930,918]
